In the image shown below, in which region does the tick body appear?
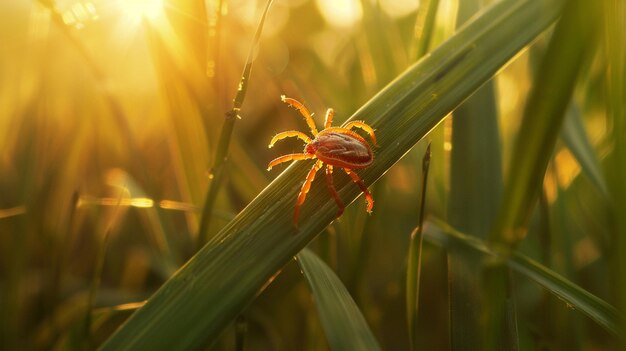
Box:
[308,131,373,169]
[268,96,377,224]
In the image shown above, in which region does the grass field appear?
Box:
[1,0,624,350]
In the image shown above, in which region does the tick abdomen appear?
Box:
[308,132,373,169]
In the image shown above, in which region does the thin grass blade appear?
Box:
[447,0,506,348]
[406,143,431,350]
[410,0,440,60]
[425,219,622,336]
[197,0,273,247]
[298,248,381,351]
[489,0,600,249]
[485,2,601,346]
[602,0,626,343]
[561,104,610,198]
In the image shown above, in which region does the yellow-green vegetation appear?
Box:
[0,0,624,350]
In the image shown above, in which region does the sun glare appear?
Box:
[316,0,362,28]
[117,0,163,22]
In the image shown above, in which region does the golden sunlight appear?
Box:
[117,0,163,22]
[315,0,362,27]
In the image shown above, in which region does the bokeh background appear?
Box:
[0,0,622,350]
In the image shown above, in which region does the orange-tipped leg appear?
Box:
[324,108,334,129]
[281,95,319,136]
[344,120,377,146]
[294,161,323,224]
[343,168,374,213]
[268,131,311,148]
[325,165,344,218]
[267,153,315,171]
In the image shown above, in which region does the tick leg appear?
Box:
[294,161,323,224]
[267,153,315,171]
[268,131,312,148]
[281,95,319,136]
[324,108,334,129]
[344,120,377,146]
[343,168,374,213]
[325,165,344,218]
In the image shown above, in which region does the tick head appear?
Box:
[305,142,317,155]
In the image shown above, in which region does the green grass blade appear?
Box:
[406,144,431,350]
[99,1,566,349]
[297,248,381,351]
[485,2,600,344]
[410,0,440,60]
[489,0,600,249]
[448,0,506,348]
[602,0,626,343]
[425,218,622,336]
[561,104,610,198]
[197,0,273,248]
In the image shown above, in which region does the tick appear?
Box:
[267,95,377,224]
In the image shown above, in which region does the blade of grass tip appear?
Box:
[410,0,440,60]
[424,218,623,336]
[447,0,505,348]
[406,142,431,351]
[197,0,273,249]
[87,302,146,341]
[100,1,567,349]
[561,103,610,198]
[488,0,600,251]
[297,248,381,351]
[93,302,145,317]
[603,0,626,342]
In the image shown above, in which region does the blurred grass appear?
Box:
[425,219,622,336]
[485,1,601,348]
[490,0,600,249]
[1,0,624,350]
[405,143,430,350]
[447,0,505,348]
[602,0,626,346]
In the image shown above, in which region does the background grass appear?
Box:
[0,0,624,350]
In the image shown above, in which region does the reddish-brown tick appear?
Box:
[267,96,377,224]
